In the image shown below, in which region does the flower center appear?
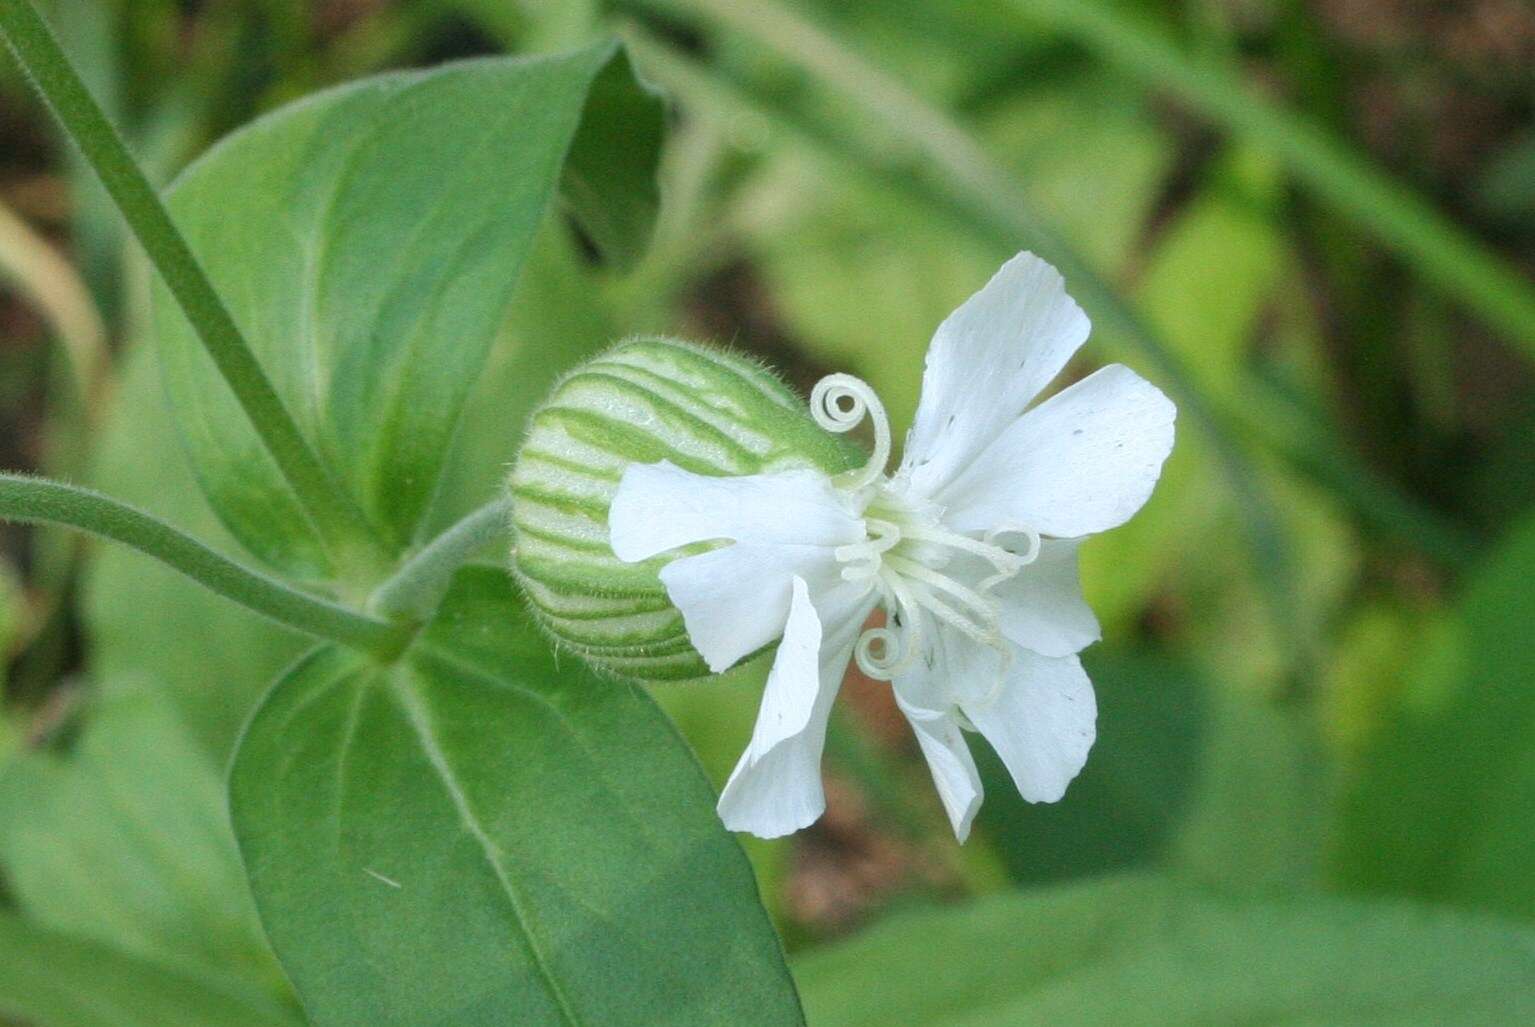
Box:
[811,374,1040,681]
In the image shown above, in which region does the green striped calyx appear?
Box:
[508,336,856,681]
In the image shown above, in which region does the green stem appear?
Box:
[0,0,385,567]
[0,474,410,658]
[1018,0,1535,357]
[369,496,512,621]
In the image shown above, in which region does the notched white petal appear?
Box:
[609,460,863,563]
[962,650,1096,803]
[940,364,1176,538]
[900,252,1091,499]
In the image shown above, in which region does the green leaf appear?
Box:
[792,876,1535,1026]
[154,42,662,577]
[972,652,1205,884]
[1332,512,1535,919]
[0,691,283,994]
[230,567,803,1026]
[0,913,301,1027]
[85,217,615,760]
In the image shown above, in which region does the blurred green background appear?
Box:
[2,0,1534,1022]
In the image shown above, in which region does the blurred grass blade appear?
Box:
[0,197,108,407]
[1017,0,1535,357]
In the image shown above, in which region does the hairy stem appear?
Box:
[0,0,385,569]
[370,496,513,621]
[0,474,410,658]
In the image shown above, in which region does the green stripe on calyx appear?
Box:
[509,336,857,682]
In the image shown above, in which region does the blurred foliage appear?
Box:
[2,0,1534,1022]
[792,874,1535,1024]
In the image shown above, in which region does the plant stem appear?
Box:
[369,496,512,621]
[0,0,385,568]
[1017,0,1535,357]
[0,474,411,659]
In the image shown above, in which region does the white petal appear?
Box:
[899,253,1090,499]
[660,544,849,673]
[717,583,876,839]
[891,627,998,841]
[994,539,1101,658]
[899,704,983,842]
[939,364,1175,538]
[961,650,1096,804]
[609,460,863,562]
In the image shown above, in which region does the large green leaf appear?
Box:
[793,876,1535,1026]
[87,218,615,759]
[230,567,803,1025]
[416,214,616,536]
[1332,512,1535,919]
[0,691,282,994]
[0,913,300,1027]
[155,42,661,577]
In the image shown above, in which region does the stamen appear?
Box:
[900,522,1023,578]
[880,574,927,675]
[811,387,1046,688]
[835,518,901,580]
[811,373,891,491]
[885,558,999,647]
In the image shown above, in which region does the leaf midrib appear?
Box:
[387,671,584,1027]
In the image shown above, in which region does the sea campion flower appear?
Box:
[508,252,1174,840]
[605,253,1175,839]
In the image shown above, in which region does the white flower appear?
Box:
[607,253,1175,840]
